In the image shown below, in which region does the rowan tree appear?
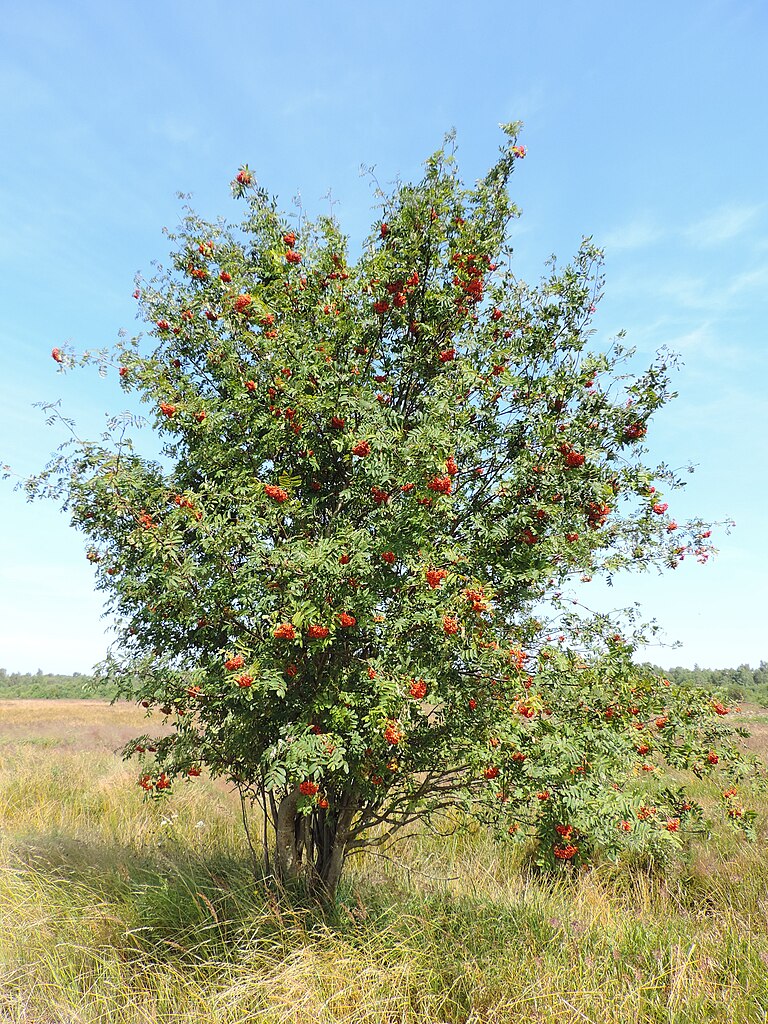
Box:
[24,126,756,901]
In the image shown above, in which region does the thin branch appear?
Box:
[350,846,461,883]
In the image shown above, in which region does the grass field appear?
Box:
[1,700,768,1023]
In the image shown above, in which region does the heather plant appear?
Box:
[22,125,756,901]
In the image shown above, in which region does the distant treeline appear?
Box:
[0,670,116,700]
[647,662,768,706]
[2,664,767,705]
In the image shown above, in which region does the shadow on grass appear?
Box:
[7,817,768,966]
[3,825,579,966]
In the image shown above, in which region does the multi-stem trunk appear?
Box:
[274,787,357,903]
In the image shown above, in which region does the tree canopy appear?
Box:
[24,126,755,900]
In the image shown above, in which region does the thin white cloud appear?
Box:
[601,218,665,252]
[685,203,763,246]
[149,117,199,146]
[656,322,715,354]
[502,83,548,121]
[658,274,719,310]
[279,89,334,118]
[727,263,768,295]
[602,202,763,258]
[667,386,768,436]
[653,262,768,312]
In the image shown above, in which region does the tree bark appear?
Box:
[312,798,356,902]
[273,788,358,903]
[275,788,301,883]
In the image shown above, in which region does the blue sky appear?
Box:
[1,0,766,673]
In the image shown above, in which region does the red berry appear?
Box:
[264,484,289,503]
[564,451,585,468]
[553,844,578,860]
[307,624,330,640]
[383,720,402,745]
[427,475,452,495]
[425,568,448,589]
[409,679,427,699]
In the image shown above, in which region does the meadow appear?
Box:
[1,699,768,1023]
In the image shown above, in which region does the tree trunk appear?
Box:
[275,788,301,883]
[273,789,357,903]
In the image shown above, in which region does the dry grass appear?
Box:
[0,699,166,752]
[732,706,768,761]
[0,700,767,1023]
